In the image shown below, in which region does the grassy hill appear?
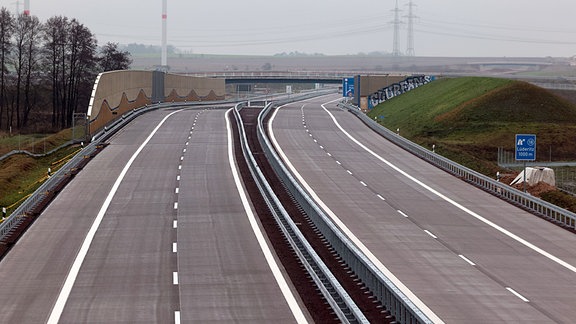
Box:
[368,77,576,175]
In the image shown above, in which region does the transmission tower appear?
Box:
[405,0,416,56]
[392,0,402,56]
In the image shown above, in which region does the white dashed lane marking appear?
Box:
[424,230,438,239]
[458,255,476,266]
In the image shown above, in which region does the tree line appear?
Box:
[0,9,131,133]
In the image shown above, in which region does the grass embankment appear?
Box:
[0,129,80,216]
[368,77,576,211]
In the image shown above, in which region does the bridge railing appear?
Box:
[258,98,434,323]
[339,101,576,230]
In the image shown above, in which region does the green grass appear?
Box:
[368,77,576,175]
[0,129,79,216]
[0,129,73,156]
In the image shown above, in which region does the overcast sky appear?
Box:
[5,0,576,57]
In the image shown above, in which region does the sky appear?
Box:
[4,0,576,57]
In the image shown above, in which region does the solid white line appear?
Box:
[360,181,367,187]
[397,210,408,217]
[173,272,179,285]
[174,202,178,210]
[173,243,178,253]
[175,187,179,194]
[506,287,529,302]
[320,101,576,275]
[268,102,444,324]
[458,255,476,266]
[424,230,438,239]
[173,220,178,229]
[47,110,182,324]
[377,194,386,201]
[225,109,307,323]
[175,311,181,324]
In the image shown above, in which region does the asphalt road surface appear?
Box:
[269,94,576,323]
[0,107,304,323]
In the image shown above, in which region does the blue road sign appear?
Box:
[342,78,354,97]
[515,134,536,161]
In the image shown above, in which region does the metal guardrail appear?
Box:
[0,140,98,239]
[339,102,576,230]
[234,95,368,323]
[0,140,80,163]
[258,100,433,323]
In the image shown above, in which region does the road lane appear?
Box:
[176,109,304,322]
[270,95,576,322]
[0,110,169,323]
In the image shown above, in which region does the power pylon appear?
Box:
[392,0,402,56]
[405,0,416,56]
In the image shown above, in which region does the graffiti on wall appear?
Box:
[368,75,434,109]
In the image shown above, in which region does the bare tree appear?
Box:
[0,8,13,131]
[64,19,97,128]
[43,16,68,128]
[99,42,132,72]
[43,17,97,129]
[22,15,42,127]
[10,14,42,129]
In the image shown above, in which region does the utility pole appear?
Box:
[405,0,416,56]
[161,0,168,70]
[392,0,402,57]
[23,0,29,16]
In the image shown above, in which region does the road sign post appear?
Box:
[515,134,536,193]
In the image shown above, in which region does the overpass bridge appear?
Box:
[189,71,351,84]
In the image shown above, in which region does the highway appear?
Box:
[0,108,304,323]
[269,94,576,323]
[2,94,576,323]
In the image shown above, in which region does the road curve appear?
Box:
[269,94,576,323]
[0,107,303,323]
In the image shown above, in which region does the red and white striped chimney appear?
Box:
[161,0,167,67]
[24,0,30,16]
